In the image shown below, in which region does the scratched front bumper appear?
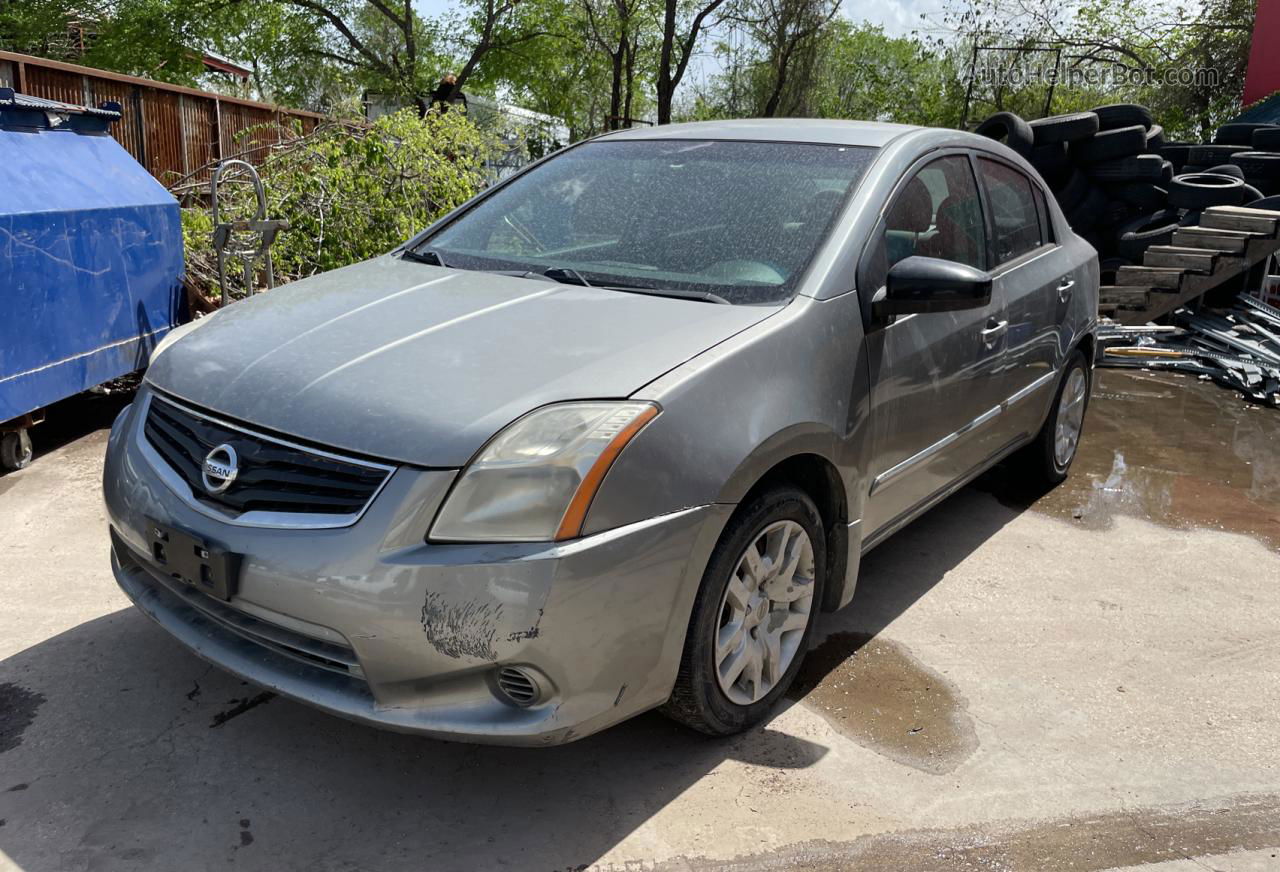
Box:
[103,390,728,746]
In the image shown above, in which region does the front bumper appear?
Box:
[104,390,729,746]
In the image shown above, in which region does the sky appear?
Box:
[858,0,951,37]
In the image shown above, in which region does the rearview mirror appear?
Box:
[873,256,992,318]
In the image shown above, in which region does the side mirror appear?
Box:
[873,256,992,318]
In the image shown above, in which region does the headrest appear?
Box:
[893,177,934,233]
[809,189,845,217]
[934,194,962,225]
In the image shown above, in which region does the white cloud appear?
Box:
[845,0,951,38]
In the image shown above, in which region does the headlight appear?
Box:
[429,401,660,542]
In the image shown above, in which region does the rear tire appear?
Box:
[661,486,826,736]
[1022,351,1091,485]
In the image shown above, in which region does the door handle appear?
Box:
[1057,278,1076,302]
[980,319,1008,345]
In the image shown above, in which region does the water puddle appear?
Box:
[981,369,1280,549]
[788,632,977,775]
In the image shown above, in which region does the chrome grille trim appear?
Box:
[135,391,396,530]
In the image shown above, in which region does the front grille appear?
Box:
[144,394,391,518]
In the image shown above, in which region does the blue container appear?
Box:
[0,89,184,424]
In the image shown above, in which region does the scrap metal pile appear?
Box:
[1099,294,1280,406]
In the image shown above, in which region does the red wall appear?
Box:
[1244,0,1280,106]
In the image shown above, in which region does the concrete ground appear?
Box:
[1,369,1278,872]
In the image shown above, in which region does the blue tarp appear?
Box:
[1234,92,1280,125]
[0,89,184,422]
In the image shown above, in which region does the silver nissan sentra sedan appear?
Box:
[104,119,1098,745]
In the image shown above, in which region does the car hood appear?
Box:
[146,256,779,467]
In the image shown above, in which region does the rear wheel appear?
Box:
[662,486,826,736]
[1023,350,1091,485]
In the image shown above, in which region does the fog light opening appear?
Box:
[495,665,543,707]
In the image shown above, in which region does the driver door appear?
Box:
[861,152,1010,542]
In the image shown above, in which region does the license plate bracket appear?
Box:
[147,519,241,601]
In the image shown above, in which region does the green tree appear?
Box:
[723,0,838,117]
[942,0,1256,138]
[182,108,494,294]
[656,0,735,124]
[689,18,963,126]
[0,0,225,85]
[206,3,362,111]
[582,0,650,128]
[811,21,965,126]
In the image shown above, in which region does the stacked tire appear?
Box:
[975,104,1280,270]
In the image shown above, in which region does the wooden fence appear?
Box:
[0,50,325,186]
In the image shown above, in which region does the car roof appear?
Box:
[594,118,924,148]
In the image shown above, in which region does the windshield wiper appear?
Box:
[543,266,592,286]
[543,268,729,304]
[401,248,450,268]
[605,285,731,305]
[415,256,730,304]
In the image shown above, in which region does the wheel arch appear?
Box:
[1074,331,1097,367]
[725,448,851,614]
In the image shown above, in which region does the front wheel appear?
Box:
[1024,349,1091,485]
[661,486,826,736]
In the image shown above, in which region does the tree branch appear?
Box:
[280,0,394,76]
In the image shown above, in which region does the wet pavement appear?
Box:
[984,367,1280,550]
[647,794,1280,871]
[0,388,131,501]
[788,633,977,775]
[2,371,1279,871]
[787,367,1280,808]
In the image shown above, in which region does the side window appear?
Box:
[883,155,987,272]
[1034,185,1056,244]
[977,158,1045,264]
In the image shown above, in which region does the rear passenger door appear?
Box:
[974,155,1073,437]
[861,153,1010,541]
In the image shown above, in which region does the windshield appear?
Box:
[415,139,878,304]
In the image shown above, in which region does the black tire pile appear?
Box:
[976,105,1280,284]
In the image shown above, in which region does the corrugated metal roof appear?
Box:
[0,87,121,119]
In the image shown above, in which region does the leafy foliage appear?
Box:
[0,0,221,84]
[3,0,1265,179]
[940,0,1256,138]
[689,20,964,127]
[180,109,493,296]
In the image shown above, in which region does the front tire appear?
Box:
[661,486,826,736]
